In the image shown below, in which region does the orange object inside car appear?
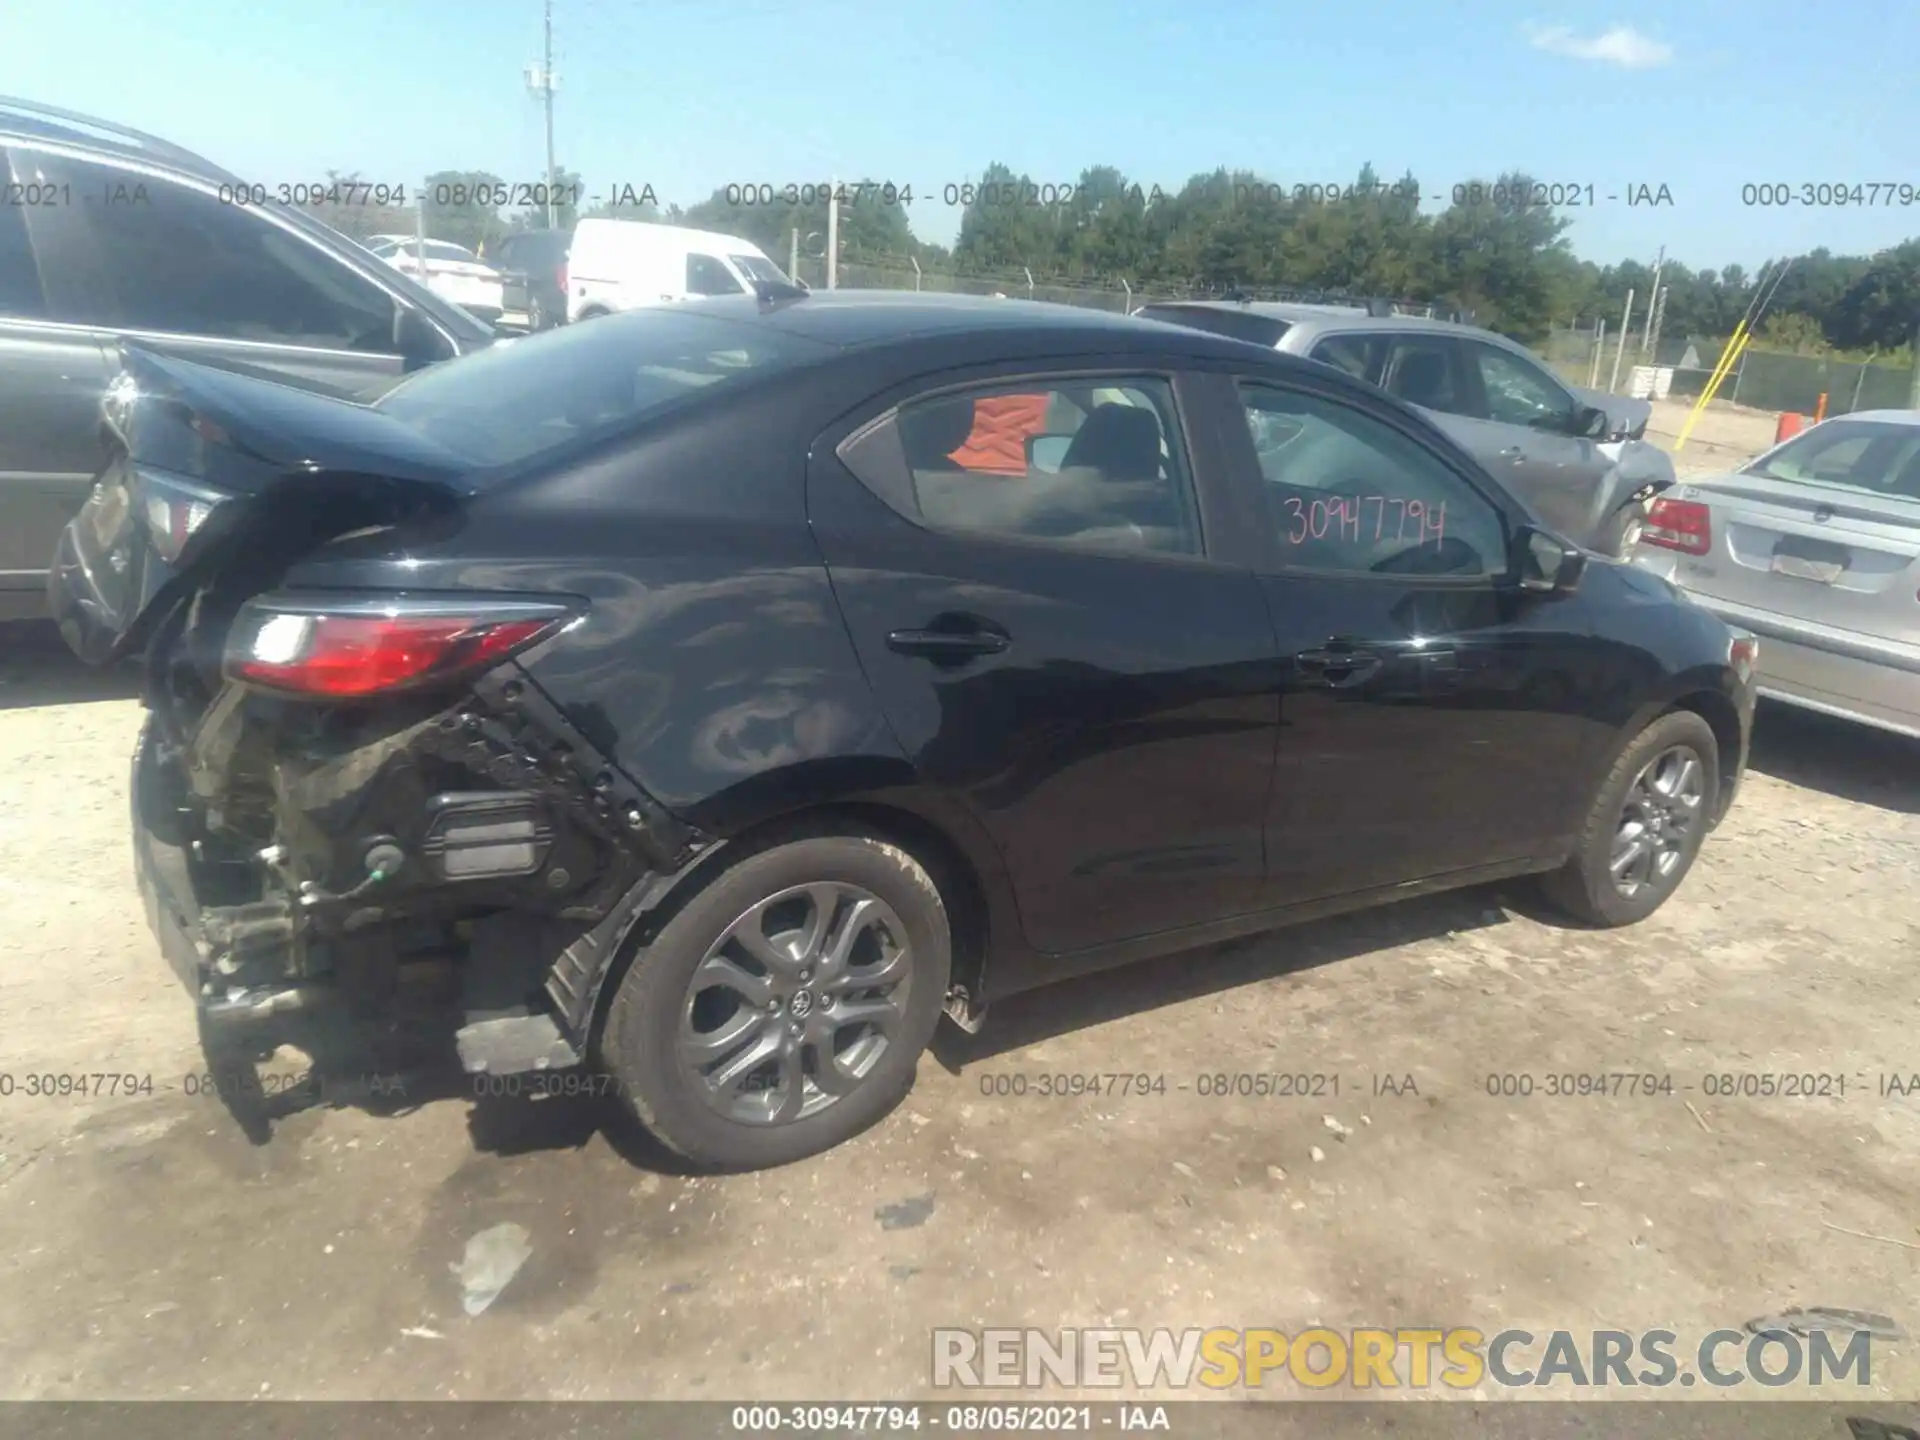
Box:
[949,393,1051,474]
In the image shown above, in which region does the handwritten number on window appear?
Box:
[1284,496,1447,551]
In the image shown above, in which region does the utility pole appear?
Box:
[526,0,558,229]
[1645,284,1669,367]
[1641,246,1665,357]
[1909,314,1920,410]
[1608,289,1635,394]
[826,177,839,290]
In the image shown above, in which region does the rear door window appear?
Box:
[17,152,400,352]
[839,375,1204,555]
[1379,334,1470,414]
[0,153,48,318]
[1308,333,1383,383]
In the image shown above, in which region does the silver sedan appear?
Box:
[1632,409,1920,739]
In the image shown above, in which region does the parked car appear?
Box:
[364,235,509,328]
[49,292,1756,1171]
[566,218,792,321]
[1632,410,1920,739]
[488,227,572,332]
[1134,301,1674,558]
[0,97,497,622]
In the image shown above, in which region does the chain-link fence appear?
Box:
[1546,323,1917,417]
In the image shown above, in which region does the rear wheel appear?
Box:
[600,829,950,1170]
[1540,710,1718,927]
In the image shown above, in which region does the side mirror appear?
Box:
[392,305,450,371]
[1575,405,1612,440]
[1516,525,1587,595]
[1026,433,1073,473]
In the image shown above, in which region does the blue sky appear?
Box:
[4,0,1916,278]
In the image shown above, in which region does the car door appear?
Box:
[1219,367,1599,904]
[9,148,428,405]
[808,362,1279,955]
[1455,337,1614,539]
[0,160,115,604]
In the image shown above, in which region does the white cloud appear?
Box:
[1524,23,1674,68]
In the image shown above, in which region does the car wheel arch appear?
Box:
[583,800,995,1057]
[1602,686,1743,828]
[1661,689,1743,824]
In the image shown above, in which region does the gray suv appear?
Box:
[0,97,498,622]
[1135,301,1675,557]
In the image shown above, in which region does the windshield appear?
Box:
[375,307,832,470]
[1135,304,1291,348]
[1744,418,1920,500]
[730,253,790,285]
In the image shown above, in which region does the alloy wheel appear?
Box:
[679,882,913,1126]
[1609,744,1705,898]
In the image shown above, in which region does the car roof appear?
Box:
[1142,299,1491,339]
[0,94,237,186]
[1824,409,1920,427]
[574,219,767,252]
[670,290,1283,356]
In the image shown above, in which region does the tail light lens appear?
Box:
[1729,633,1760,685]
[139,469,230,563]
[1642,497,1712,556]
[226,596,575,699]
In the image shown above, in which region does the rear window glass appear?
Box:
[1136,305,1291,348]
[376,309,832,469]
[1746,420,1920,499]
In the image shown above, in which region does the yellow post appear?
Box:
[1674,331,1751,452]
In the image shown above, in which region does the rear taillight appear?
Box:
[226,596,575,699]
[1729,634,1760,685]
[138,469,230,563]
[557,262,568,293]
[1642,496,1712,556]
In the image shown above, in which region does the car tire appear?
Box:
[600,827,951,1171]
[1540,710,1719,927]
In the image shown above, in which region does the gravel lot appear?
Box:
[2,607,1919,1408]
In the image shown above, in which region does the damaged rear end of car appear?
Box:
[52,344,708,1101]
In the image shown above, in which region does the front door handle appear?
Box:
[886,628,1010,661]
[1294,648,1383,687]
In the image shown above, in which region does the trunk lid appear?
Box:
[1661,470,1920,634]
[48,345,475,665]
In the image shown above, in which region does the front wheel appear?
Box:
[600,830,951,1170]
[1540,710,1719,926]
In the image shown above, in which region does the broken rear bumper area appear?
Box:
[132,659,707,1094]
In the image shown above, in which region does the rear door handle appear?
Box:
[886,628,1010,661]
[1294,648,1383,687]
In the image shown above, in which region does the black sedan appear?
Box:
[48,291,1758,1170]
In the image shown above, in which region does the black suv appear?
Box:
[0,97,497,622]
[490,227,572,332]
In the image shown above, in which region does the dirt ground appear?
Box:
[2,620,1919,1409]
[1643,396,1785,480]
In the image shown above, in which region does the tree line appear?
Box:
[303,162,1920,358]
